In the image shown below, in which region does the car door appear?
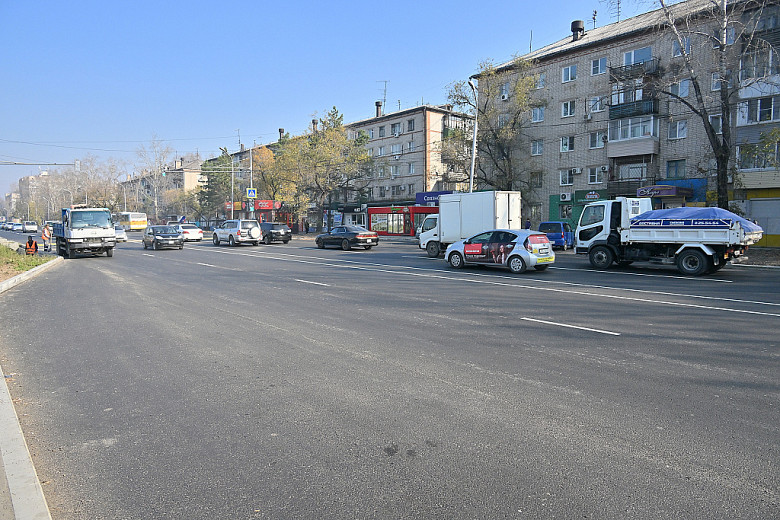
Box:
[328,227,345,246]
[463,231,494,264]
[217,221,230,241]
[487,231,518,265]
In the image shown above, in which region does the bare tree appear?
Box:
[135,138,174,221]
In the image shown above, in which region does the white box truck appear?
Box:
[418,191,523,257]
[575,197,764,275]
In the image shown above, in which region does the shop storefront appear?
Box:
[367,205,438,236]
[636,183,698,208]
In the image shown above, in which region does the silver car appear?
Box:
[445,229,555,273]
[212,219,261,246]
[114,225,128,242]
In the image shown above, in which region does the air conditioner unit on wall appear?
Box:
[599,165,609,173]
[393,132,400,137]
[572,168,583,174]
[501,94,509,101]
[560,192,572,202]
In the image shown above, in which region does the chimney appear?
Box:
[375,101,382,118]
[571,20,585,41]
[278,128,285,141]
[312,119,318,132]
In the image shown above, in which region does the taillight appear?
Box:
[526,234,549,251]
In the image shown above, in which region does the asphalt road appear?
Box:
[0,233,777,519]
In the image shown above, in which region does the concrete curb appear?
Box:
[0,244,57,519]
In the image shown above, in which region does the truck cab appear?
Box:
[575,198,651,255]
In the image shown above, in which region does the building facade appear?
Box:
[482,0,779,245]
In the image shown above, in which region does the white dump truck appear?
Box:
[53,205,116,258]
[575,197,763,275]
[418,191,523,258]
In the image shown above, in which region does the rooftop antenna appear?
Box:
[529,29,533,52]
[377,80,388,115]
[592,10,597,29]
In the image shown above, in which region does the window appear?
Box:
[737,143,780,169]
[560,136,575,152]
[407,141,414,152]
[562,100,576,117]
[408,183,415,195]
[531,140,543,156]
[616,163,648,180]
[589,130,606,149]
[738,96,780,124]
[711,71,732,90]
[670,79,690,98]
[667,159,686,179]
[391,185,401,196]
[532,106,545,122]
[562,64,577,83]
[378,146,386,156]
[591,57,607,75]
[530,203,543,221]
[407,119,415,132]
[391,143,402,154]
[740,48,780,80]
[391,123,401,135]
[709,114,722,134]
[378,126,386,137]
[368,129,374,138]
[588,96,605,113]
[588,166,605,184]
[536,72,546,89]
[712,26,736,47]
[379,186,387,197]
[498,113,510,127]
[500,82,510,100]
[668,120,688,139]
[611,79,644,105]
[367,148,374,157]
[409,163,415,175]
[560,169,574,185]
[531,171,543,188]
[608,116,659,141]
[389,165,399,177]
[580,205,605,226]
[672,37,691,57]
[560,205,573,220]
[624,46,652,65]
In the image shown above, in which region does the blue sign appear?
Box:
[415,191,452,205]
[246,188,257,199]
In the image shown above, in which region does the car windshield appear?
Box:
[271,224,288,230]
[155,226,178,234]
[71,210,111,229]
[538,223,560,233]
[344,226,369,233]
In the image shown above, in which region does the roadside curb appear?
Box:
[0,256,63,296]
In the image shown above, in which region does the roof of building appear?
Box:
[494,0,718,71]
[346,104,471,128]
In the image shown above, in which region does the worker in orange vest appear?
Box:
[25,235,38,255]
[41,224,52,252]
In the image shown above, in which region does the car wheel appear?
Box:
[677,249,708,276]
[143,241,148,250]
[448,251,464,269]
[213,234,220,246]
[341,239,351,251]
[179,245,183,250]
[106,248,114,257]
[316,238,324,249]
[589,246,613,270]
[508,255,527,274]
[153,240,160,250]
[264,235,272,245]
[283,239,290,244]
[533,264,548,271]
[365,245,372,250]
[228,235,236,247]
[426,241,440,258]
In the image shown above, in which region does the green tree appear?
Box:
[198,149,233,217]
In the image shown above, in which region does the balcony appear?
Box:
[609,99,659,120]
[609,58,660,81]
[608,177,658,198]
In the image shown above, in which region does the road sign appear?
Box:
[246,188,257,199]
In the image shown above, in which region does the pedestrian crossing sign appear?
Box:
[246,188,257,199]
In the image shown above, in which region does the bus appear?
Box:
[117,212,148,231]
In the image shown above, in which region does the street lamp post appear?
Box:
[467,79,479,193]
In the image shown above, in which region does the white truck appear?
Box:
[53,205,116,258]
[418,191,523,257]
[575,197,764,275]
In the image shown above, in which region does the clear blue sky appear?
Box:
[0,0,652,196]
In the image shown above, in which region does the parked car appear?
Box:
[23,221,38,233]
[445,229,555,273]
[260,222,292,244]
[142,225,184,250]
[114,224,128,242]
[315,226,379,250]
[212,219,261,246]
[539,221,574,250]
[178,223,203,242]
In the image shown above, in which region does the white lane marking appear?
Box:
[197,262,217,267]
[198,248,780,317]
[295,279,330,286]
[550,265,733,283]
[142,253,154,257]
[521,317,621,336]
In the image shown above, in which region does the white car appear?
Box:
[178,223,203,242]
[445,229,555,273]
[23,221,38,233]
[114,225,128,242]
[212,219,261,246]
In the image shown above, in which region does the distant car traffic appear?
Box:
[445,229,555,273]
[177,223,203,242]
[114,225,128,242]
[23,221,38,233]
[315,225,379,250]
[142,225,184,250]
[260,222,292,244]
[11,223,23,232]
[212,219,261,246]
[539,221,574,250]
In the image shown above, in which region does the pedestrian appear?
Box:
[25,235,38,256]
[41,224,52,252]
[524,218,531,230]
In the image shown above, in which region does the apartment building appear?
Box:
[482,0,779,245]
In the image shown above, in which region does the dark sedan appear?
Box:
[142,225,184,250]
[315,225,379,250]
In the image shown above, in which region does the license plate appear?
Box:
[367,239,375,244]
[536,256,554,263]
[88,242,101,247]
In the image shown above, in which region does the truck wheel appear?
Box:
[589,246,613,270]
[448,252,464,269]
[212,234,220,246]
[677,249,708,276]
[508,256,527,274]
[426,241,440,258]
[106,248,113,257]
